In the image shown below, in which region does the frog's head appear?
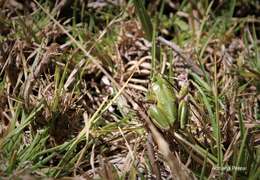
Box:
[146,75,163,101]
[147,74,174,102]
[146,88,156,102]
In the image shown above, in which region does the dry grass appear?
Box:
[0,0,259,179]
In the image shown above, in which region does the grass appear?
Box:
[0,0,259,179]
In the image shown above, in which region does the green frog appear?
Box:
[147,75,189,130]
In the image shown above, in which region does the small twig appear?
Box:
[158,36,203,75]
[146,132,162,180]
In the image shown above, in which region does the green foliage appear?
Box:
[133,0,153,41]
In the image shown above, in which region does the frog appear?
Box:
[147,75,189,130]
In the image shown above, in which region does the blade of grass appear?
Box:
[200,150,208,180]
[133,0,153,41]
[191,80,218,141]
[232,128,248,179]
[213,55,223,170]
[189,72,212,92]
[174,132,218,165]
[151,21,157,78]
[252,24,260,70]
[196,1,213,49]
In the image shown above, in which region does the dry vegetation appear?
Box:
[0,0,259,179]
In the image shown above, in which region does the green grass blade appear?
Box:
[232,128,248,179]
[200,150,208,180]
[191,80,218,140]
[133,0,153,41]
[151,21,157,78]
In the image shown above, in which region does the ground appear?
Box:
[0,0,259,179]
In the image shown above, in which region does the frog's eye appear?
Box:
[151,82,161,94]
